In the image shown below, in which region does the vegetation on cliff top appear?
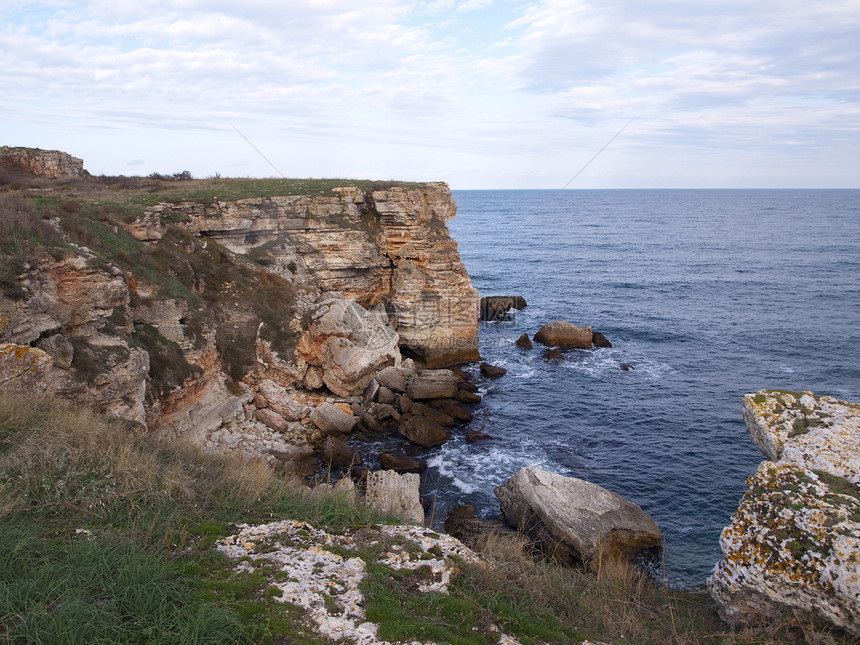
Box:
[1,391,853,645]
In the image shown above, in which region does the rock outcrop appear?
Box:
[495,467,661,566]
[0,156,481,469]
[154,183,479,367]
[0,146,87,178]
[365,469,424,524]
[709,390,860,635]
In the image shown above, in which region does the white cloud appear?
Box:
[0,0,857,187]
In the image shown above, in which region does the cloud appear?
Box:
[0,0,857,187]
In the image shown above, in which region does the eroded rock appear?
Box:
[495,466,661,566]
[708,390,860,635]
[365,470,424,524]
[534,321,593,349]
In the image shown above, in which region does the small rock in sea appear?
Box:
[534,320,593,348]
[515,333,533,350]
[480,362,507,377]
[466,429,493,443]
[543,348,564,361]
[592,331,612,348]
[620,363,634,371]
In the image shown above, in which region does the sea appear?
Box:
[355,189,860,588]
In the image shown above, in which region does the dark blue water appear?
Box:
[357,189,860,587]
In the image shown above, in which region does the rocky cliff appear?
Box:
[709,390,860,635]
[0,155,479,459]
[0,146,87,178]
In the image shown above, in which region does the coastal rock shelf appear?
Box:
[709,390,860,635]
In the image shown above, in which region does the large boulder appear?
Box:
[533,321,593,348]
[323,437,361,468]
[380,452,427,474]
[399,415,451,447]
[406,369,459,400]
[494,467,661,566]
[365,470,424,524]
[444,505,519,551]
[709,390,860,635]
[309,402,356,435]
[296,294,399,397]
[257,379,307,421]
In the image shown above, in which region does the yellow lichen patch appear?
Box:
[711,391,860,634]
[0,343,53,393]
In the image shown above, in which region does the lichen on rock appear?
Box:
[709,389,860,635]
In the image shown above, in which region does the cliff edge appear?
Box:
[709,389,860,635]
[0,151,479,455]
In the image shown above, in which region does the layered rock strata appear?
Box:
[709,390,860,635]
[148,183,479,367]
[0,146,87,177]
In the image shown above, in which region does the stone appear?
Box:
[380,452,428,474]
[456,390,482,404]
[708,390,860,635]
[257,380,307,421]
[412,403,455,427]
[534,321,593,348]
[304,365,325,389]
[359,412,384,433]
[35,334,74,370]
[0,343,53,393]
[444,505,519,551]
[309,402,356,435]
[255,408,289,433]
[543,348,564,361]
[458,380,479,393]
[406,370,459,400]
[323,437,362,468]
[266,444,314,462]
[296,295,399,397]
[479,296,527,321]
[362,379,379,407]
[398,393,414,414]
[466,429,493,442]
[480,362,507,378]
[350,402,364,417]
[592,331,612,348]
[429,399,473,422]
[376,385,395,405]
[515,333,533,350]
[376,366,407,393]
[494,467,661,566]
[365,470,424,524]
[372,403,401,423]
[399,415,451,447]
[620,363,634,371]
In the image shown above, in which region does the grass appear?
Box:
[1,386,857,645]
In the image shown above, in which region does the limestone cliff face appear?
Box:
[0,169,479,457]
[709,390,860,635]
[144,182,479,367]
[0,146,87,178]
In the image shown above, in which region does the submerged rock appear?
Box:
[494,466,661,566]
[534,321,593,348]
[709,390,860,635]
[515,333,533,350]
[480,362,507,378]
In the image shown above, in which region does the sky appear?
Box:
[2,0,859,189]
